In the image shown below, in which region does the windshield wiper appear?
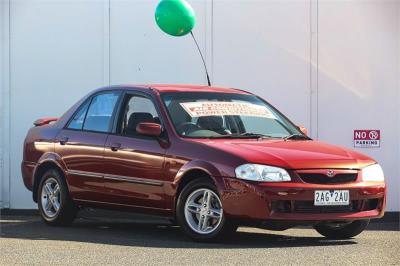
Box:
[209,133,276,139]
[238,133,276,138]
[283,134,312,141]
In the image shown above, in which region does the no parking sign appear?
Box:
[354,130,380,148]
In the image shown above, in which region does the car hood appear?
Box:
[193,139,375,170]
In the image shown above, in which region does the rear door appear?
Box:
[55,91,121,201]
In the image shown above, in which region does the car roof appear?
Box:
[103,84,252,95]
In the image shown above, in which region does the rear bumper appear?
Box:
[217,177,386,222]
[21,161,36,191]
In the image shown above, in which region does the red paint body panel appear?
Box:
[218,177,385,221]
[102,134,166,209]
[136,84,251,94]
[136,122,162,137]
[186,138,375,171]
[21,85,386,224]
[54,129,107,201]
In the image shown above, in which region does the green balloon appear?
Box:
[155,0,196,37]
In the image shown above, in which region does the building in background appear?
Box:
[1,0,399,213]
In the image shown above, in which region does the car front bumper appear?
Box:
[217,177,386,222]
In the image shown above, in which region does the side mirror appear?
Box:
[297,125,308,136]
[136,122,162,137]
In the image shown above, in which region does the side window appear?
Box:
[120,95,160,136]
[67,100,90,130]
[82,92,120,132]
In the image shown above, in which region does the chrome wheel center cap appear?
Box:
[200,207,207,215]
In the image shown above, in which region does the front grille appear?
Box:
[271,199,380,214]
[298,173,357,184]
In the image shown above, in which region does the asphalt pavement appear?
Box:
[1,212,399,265]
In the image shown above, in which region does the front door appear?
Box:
[55,91,120,201]
[103,93,166,209]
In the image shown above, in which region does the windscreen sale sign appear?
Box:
[354,130,380,148]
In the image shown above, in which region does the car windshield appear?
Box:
[161,92,306,139]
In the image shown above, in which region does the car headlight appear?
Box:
[362,164,384,182]
[235,164,291,182]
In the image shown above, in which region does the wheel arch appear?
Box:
[172,160,226,214]
[32,154,69,202]
[175,168,215,199]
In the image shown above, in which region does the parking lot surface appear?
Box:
[1,213,399,265]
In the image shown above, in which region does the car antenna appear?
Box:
[190,31,211,86]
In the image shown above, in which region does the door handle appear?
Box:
[59,136,69,145]
[110,143,121,151]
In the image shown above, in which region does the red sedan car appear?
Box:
[22,85,386,241]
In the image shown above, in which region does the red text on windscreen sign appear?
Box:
[354,130,380,148]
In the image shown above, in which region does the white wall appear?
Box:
[397,0,400,213]
[0,0,399,211]
[1,0,11,209]
[109,0,208,85]
[318,0,399,212]
[213,0,312,131]
[7,0,108,208]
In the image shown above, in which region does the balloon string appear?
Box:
[190,31,211,86]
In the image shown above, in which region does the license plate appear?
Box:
[314,190,349,206]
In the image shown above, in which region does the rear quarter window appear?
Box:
[67,101,90,130]
[83,92,120,132]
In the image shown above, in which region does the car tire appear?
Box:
[37,168,77,226]
[176,178,237,242]
[314,219,370,239]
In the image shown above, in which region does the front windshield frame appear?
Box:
[160,91,306,139]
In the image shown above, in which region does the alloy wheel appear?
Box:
[41,177,61,218]
[184,188,223,234]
